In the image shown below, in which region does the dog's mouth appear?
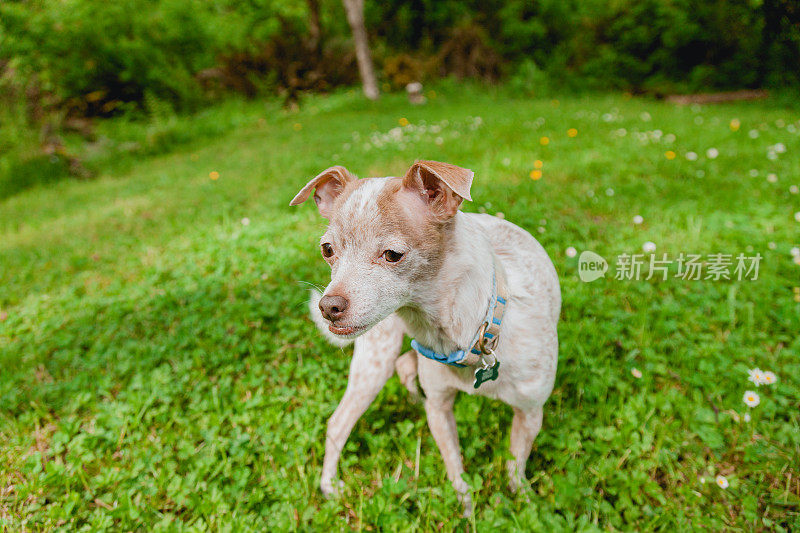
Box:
[328,324,367,337]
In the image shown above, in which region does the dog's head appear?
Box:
[290,160,474,338]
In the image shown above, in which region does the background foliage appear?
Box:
[1,0,798,197]
[2,0,799,115]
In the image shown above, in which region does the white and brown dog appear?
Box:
[290,160,560,514]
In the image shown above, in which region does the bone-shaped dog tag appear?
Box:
[473,360,500,389]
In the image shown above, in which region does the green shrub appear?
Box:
[506,59,552,97]
[0,152,72,198]
[368,0,799,92]
[0,0,797,120]
[0,0,217,112]
[0,0,324,114]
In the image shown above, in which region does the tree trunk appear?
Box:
[342,0,379,100]
[307,0,322,59]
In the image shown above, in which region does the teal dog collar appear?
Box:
[411,257,509,388]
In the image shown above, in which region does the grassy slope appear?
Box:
[1,86,799,531]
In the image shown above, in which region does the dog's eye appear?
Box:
[383,250,404,263]
[321,243,334,258]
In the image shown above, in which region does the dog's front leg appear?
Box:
[320,317,403,497]
[424,390,473,516]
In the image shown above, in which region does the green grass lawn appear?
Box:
[1,85,799,531]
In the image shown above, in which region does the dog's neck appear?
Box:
[397,212,495,354]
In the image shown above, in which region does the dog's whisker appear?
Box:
[296,280,326,293]
[292,300,311,311]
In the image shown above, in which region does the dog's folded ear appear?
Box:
[290,166,357,218]
[402,160,474,219]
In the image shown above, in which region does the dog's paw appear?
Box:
[395,350,422,403]
[506,460,532,497]
[452,478,473,517]
[320,478,344,499]
[459,493,474,518]
[508,482,533,504]
[405,379,423,404]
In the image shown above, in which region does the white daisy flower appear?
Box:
[761,371,777,385]
[790,247,800,257]
[706,148,719,159]
[743,390,761,407]
[795,212,800,223]
[774,143,787,153]
[715,475,729,489]
[749,129,759,138]
[768,242,777,250]
[767,173,778,183]
[605,188,615,196]
[643,241,657,253]
[747,368,764,386]
[685,151,698,161]
[633,215,644,225]
[631,367,643,379]
[241,217,251,226]
[790,185,799,194]
[749,169,759,177]
[565,247,577,258]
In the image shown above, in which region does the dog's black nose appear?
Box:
[319,294,348,322]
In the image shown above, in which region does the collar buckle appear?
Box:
[476,321,499,355]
